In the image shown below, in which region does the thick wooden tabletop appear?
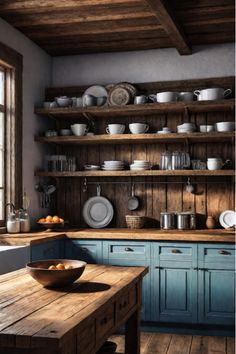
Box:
[0,264,147,352]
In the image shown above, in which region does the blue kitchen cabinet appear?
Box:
[103,240,151,321]
[65,239,103,264]
[198,243,235,325]
[151,243,198,323]
[31,239,64,261]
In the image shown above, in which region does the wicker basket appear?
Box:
[125,215,145,229]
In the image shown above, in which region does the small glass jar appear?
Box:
[7,212,20,234]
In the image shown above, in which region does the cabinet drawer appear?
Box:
[96,304,115,342]
[153,243,197,264]
[67,240,102,264]
[104,241,150,260]
[198,244,235,267]
[116,285,137,323]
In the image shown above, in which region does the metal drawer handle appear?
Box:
[125,247,134,252]
[81,247,88,251]
[171,249,181,254]
[218,249,230,255]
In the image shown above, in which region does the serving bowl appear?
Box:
[37,221,64,230]
[215,121,235,132]
[26,259,86,287]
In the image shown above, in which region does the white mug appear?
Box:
[43,101,57,108]
[71,124,88,136]
[129,123,149,134]
[207,158,223,170]
[106,124,125,135]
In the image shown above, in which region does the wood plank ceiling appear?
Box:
[0,0,234,56]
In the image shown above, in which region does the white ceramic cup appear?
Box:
[43,101,57,108]
[207,158,223,170]
[76,97,83,107]
[179,92,194,102]
[129,123,149,134]
[71,124,88,136]
[199,125,214,133]
[106,124,125,135]
[156,91,179,103]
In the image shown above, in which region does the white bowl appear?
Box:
[55,97,72,107]
[156,91,179,103]
[199,125,214,133]
[215,121,235,132]
[60,129,72,136]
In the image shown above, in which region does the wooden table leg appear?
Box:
[125,306,141,354]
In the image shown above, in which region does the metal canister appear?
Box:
[177,212,190,230]
[160,212,176,230]
[190,213,196,229]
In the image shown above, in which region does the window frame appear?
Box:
[0,42,22,231]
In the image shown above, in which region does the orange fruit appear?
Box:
[38,218,46,223]
[65,265,73,270]
[52,216,60,223]
[56,263,65,270]
[48,265,56,270]
[59,218,64,223]
[46,215,53,222]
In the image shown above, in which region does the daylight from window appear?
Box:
[0,68,4,221]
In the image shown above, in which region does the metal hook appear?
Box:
[83,178,87,192]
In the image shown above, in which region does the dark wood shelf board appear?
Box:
[34,99,235,119]
[35,132,235,145]
[35,170,235,177]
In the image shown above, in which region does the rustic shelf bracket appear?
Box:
[183,106,190,121]
[82,112,95,131]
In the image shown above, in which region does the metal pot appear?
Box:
[177,212,190,230]
[160,212,176,230]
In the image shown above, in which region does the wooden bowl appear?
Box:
[26,259,86,288]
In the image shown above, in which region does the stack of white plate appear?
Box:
[102,160,125,170]
[177,123,196,133]
[130,160,151,170]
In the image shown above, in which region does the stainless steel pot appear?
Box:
[160,212,176,230]
[177,212,190,230]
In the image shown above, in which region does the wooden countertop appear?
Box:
[0,228,234,245]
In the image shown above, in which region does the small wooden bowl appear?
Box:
[26,259,86,288]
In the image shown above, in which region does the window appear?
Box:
[0,67,5,224]
[0,42,22,230]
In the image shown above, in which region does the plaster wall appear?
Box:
[52,43,235,87]
[0,18,52,223]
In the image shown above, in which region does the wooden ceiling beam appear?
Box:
[144,0,192,55]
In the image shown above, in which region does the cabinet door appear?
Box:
[65,239,102,264]
[151,242,198,323]
[198,268,235,325]
[152,261,198,323]
[31,240,64,261]
[198,243,235,325]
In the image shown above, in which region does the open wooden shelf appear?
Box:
[35,170,235,178]
[35,99,235,119]
[35,132,235,146]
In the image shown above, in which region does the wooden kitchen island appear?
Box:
[0,264,147,354]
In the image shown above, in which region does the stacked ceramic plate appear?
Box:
[102,160,125,171]
[177,123,196,133]
[130,160,151,170]
[219,210,236,229]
